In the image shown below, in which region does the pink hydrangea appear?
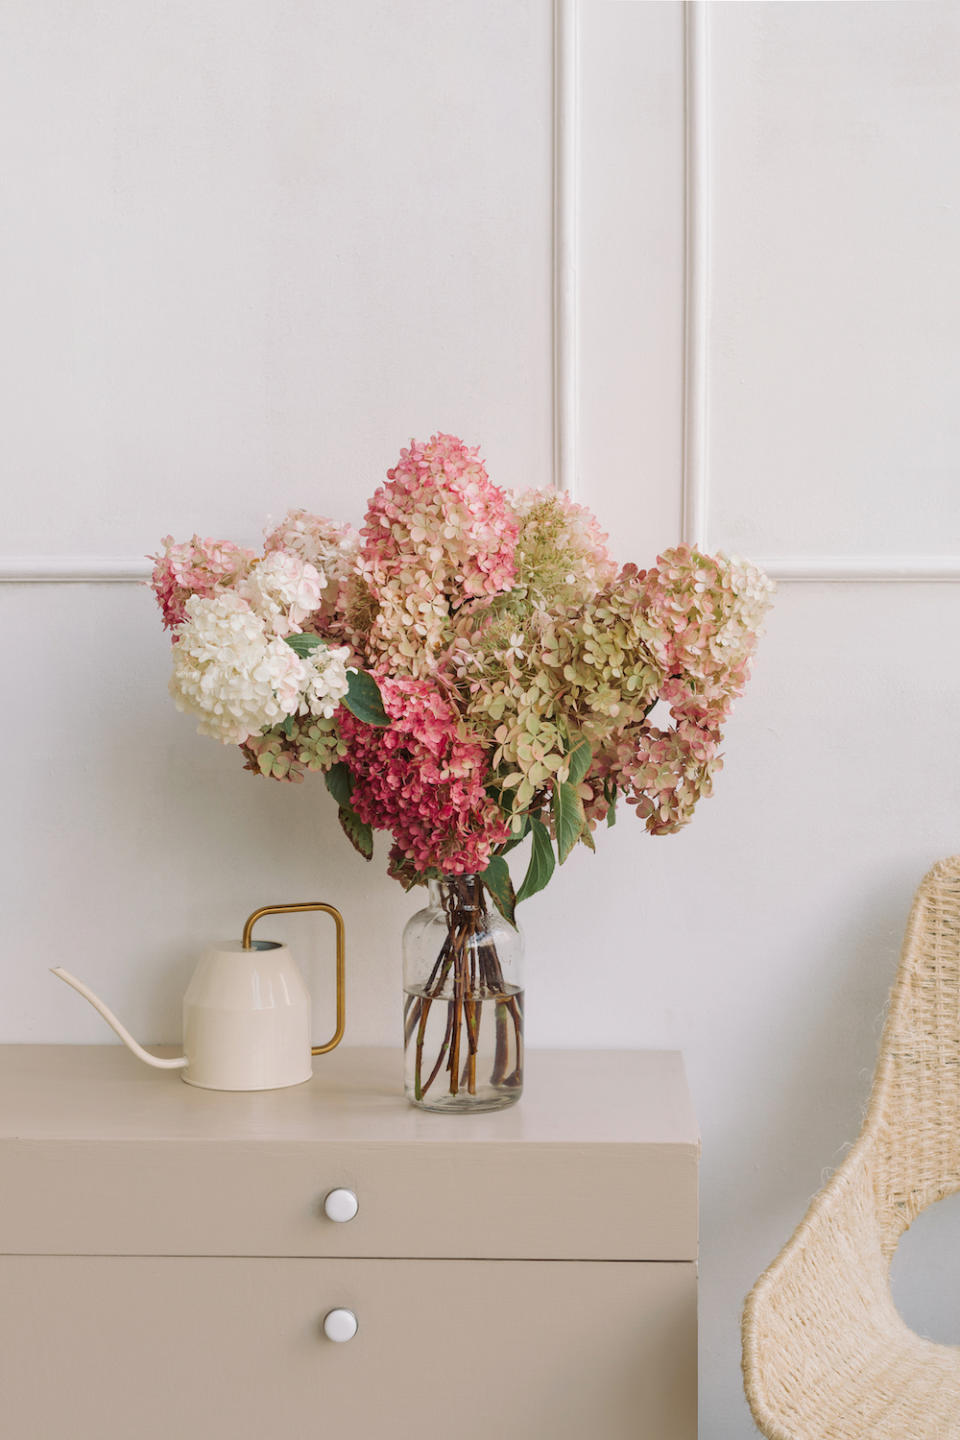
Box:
[589,718,721,836]
[263,509,360,615]
[623,720,722,834]
[637,546,774,728]
[361,434,518,602]
[150,535,256,631]
[338,674,511,875]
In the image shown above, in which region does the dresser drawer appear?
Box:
[0,1255,697,1440]
[1,1134,696,1260]
[0,1047,698,1261]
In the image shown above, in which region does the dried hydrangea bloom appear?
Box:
[509,489,618,608]
[452,569,664,813]
[170,592,306,746]
[638,546,774,728]
[355,434,518,676]
[338,674,511,875]
[360,576,452,677]
[240,551,326,636]
[574,548,773,835]
[150,534,256,631]
[297,644,352,720]
[448,605,565,811]
[241,729,306,783]
[364,433,518,598]
[592,719,719,835]
[170,590,350,749]
[241,713,346,782]
[263,510,360,614]
[154,440,773,886]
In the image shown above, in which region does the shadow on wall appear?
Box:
[710,864,921,1260]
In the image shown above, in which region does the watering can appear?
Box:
[52,902,345,1091]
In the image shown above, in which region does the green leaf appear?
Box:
[343,669,389,727]
[338,805,373,860]
[284,632,324,657]
[565,732,593,787]
[324,761,354,808]
[606,794,617,827]
[281,714,295,738]
[553,779,585,865]
[516,816,556,904]
[481,855,516,927]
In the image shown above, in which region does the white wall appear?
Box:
[4,3,960,1436]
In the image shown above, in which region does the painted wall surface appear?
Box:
[4,3,960,1436]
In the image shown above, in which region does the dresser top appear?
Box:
[0,1045,697,1148]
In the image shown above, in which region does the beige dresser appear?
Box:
[0,1045,698,1438]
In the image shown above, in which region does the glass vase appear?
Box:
[402,874,523,1113]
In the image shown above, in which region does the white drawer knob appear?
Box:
[323,1187,359,1223]
[323,1308,358,1343]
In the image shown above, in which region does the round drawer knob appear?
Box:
[323,1187,359,1223]
[323,1308,358,1343]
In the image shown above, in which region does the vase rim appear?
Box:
[427,873,483,908]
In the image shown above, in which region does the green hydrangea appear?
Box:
[241,716,346,784]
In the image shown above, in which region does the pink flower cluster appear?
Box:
[150,535,256,630]
[639,546,774,729]
[621,720,721,835]
[362,432,517,601]
[264,509,360,617]
[338,675,511,875]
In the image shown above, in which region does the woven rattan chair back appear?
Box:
[743,857,960,1440]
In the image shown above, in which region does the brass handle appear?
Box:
[241,903,345,1055]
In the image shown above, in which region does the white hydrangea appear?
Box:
[298,643,352,720]
[713,555,776,660]
[170,592,307,745]
[241,551,326,636]
[263,510,360,610]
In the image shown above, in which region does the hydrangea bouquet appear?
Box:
[152,434,772,1109]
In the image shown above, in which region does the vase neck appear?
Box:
[428,874,484,914]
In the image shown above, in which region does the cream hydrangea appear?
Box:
[298,643,352,719]
[170,592,307,745]
[264,510,360,612]
[240,551,325,636]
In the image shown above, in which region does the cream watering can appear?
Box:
[52,902,345,1091]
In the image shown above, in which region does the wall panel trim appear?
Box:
[682,0,710,551]
[679,1,960,582]
[6,2,577,583]
[758,555,960,583]
[6,0,956,583]
[0,556,151,583]
[553,0,579,498]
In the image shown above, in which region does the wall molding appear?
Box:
[7,0,956,585]
[5,553,957,586]
[0,556,151,583]
[682,0,710,551]
[553,0,579,498]
[679,0,960,583]
[4,1,580,583]
[757,555,960,583]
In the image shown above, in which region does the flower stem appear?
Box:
[409,875,521,1103]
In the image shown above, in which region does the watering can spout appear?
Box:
[50,968,188,1070]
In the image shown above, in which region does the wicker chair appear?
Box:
[743,856,960,1440]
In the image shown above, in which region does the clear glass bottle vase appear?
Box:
[402,874,523,1112]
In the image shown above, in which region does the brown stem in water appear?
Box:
[409,874,521,1103]
[420,1001,455,1097]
